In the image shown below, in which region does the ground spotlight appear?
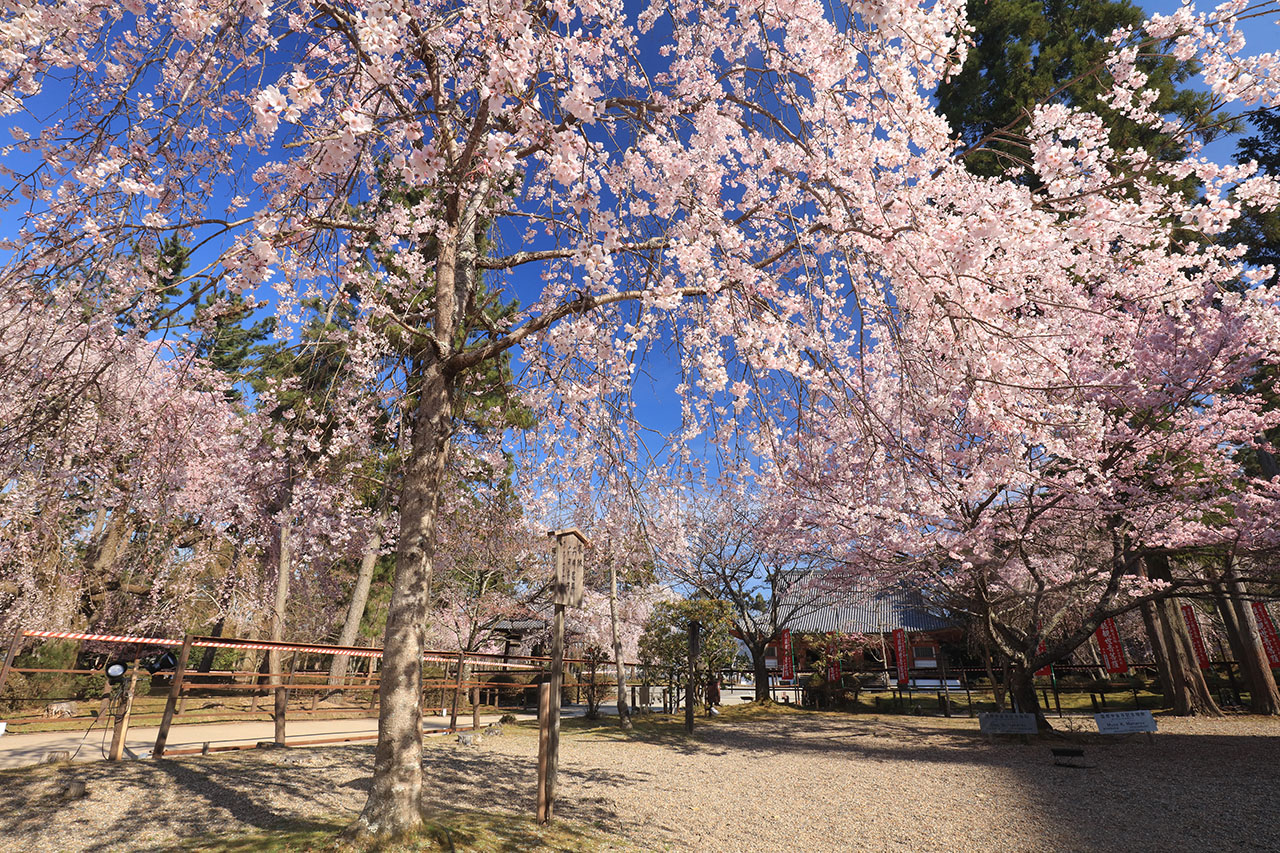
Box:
[142,651,178,674]
[105,660,128,684]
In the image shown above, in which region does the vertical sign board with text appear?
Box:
[779,629,794,682]
[553,530,585,608]
[1252,602,1280,669]
[826,643,840,683]
[1094,618,1128,675]
[893,628,909,687]
[1181,605,1211,669]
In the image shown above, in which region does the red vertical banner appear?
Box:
[1181,605,1211,669]
[826,643,840,682]
[1035,638,1051,677]
[779,629,794,681]
[1251,602,1280,668]
[893,628,909,686]
[1094,618,1128,674]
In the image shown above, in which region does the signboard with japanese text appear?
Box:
[978,712,1038,735]
[826,643,840,683]
[1094,618,1128,674]
[893,628,908,686]
[1094,710,1157,734]
[550,529,587,608]
[1252,602,1280,668]
[779,629,794,682]
[1181,605,1211,669]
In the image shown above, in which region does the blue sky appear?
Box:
[2,0,1275,454]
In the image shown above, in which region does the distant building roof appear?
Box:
[766,584,955,635]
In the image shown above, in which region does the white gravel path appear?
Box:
[1,710,1278,852]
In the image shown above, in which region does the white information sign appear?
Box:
[978,712,1038,735]
[1094,710,1157,734]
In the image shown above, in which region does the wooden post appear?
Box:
[154,634,194,759]
[109,661,141,761]
[536,681,552,823]
[471,685,480,731]
[273,651,294,746]
[0,626,23,700]
[686,620,698,735]
[545,601,565,820]
[450,650,464,733]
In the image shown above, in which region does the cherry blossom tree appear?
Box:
[0,277,262,633]
[6,0,1280,833]
[659,488,835,701]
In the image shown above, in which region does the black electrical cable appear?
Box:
[66,684,121,762]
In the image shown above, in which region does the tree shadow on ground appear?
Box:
[0,736,645,852]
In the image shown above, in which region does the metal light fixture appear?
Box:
[105,660,128,684]
[142,651,177,674]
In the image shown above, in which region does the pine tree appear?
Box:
[937,0,1228,178]
[1225,109,1280,287]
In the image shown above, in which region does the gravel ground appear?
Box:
[1,710,1278,852]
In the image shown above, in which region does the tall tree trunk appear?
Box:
[609,561,632,730]
[269,515,292,745]
[353,358,453,836]
[751,640,771,701]
[330,511,387,686]
[1139,600,1176,709]
[1144,555,1220,716]
[449,650,466,732]
[1007,662,1048,729]
[1157,597,1222,716]
[1212,579,1251,681]
[1220,560,1280,715]
[983,651,1005,712]
[354,193,483,837]
[199,542,242,673]
[81,511,130,625]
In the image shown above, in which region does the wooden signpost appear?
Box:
[537,528,589,825]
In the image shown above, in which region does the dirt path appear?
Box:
[2,711,1278,852]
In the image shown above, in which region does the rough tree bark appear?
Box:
[199,543,242,673]
[1157,597,1222,716]
[1217,558,1280,715]
[352,203,481,834]
[269,515,293,746]
[352,356,451,835]
[1143,555,1220,716]
[1006,662,1048,729]
[750,639,772,701]
[609,560,632,730]
[1139,600,1177,709]
[330,510,387,686]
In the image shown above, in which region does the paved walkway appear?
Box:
[0,709,528,770]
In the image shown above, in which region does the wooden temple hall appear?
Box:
[755,585,963,680]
